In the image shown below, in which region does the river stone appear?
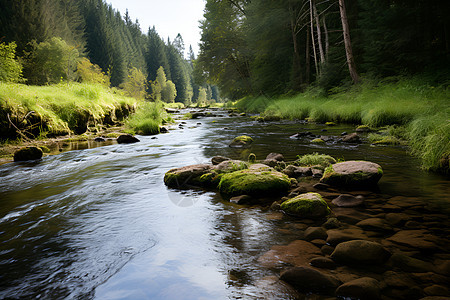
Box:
[356,218,393,232]
[424,285,449,296]
[342,132,361,143]
[386,230,439,250]
[283,165,312,178]
[332,194,364,207]
[164,164,212,188]
[310,257,336,269]
[304,227,328,241]
[323,217,341,229]
[117,134,140,144]
[258,240,322,268]
[229,135,253,148]
[230,195,255,205]
[279,266,340,293]
[320,161,383,187]
[159,126,169,133]
[326,228,367,245]
[217,165,290,197]
[211,156,231,165]
[214,160,248,173]
[94,137,106,142]
[262,159,280,167]
[13,147,43,161]
[335,277,381,300]
[330,240,391,265]
[266,153,285,161]
[388,253,433,273]
[280,193,331,218]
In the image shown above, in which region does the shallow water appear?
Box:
[0,111,448,299]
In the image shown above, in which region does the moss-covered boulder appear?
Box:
[229,135,253,148]
[320,161,383,187]
[13,147,43,162]
[217,165,290,197]
[164,164,214,188]
[311,138,325,144]
[214,160,248,173]
[280,192,331,218]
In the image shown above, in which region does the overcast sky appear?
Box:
[106,0,205,57]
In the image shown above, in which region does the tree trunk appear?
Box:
[306,24,311,84]
[310,0,319,76]
[323,14,329,60]
[339,0,360,83]
[289,3,303,90]
[313,2,325,64]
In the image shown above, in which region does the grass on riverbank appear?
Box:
[0,82,174,141]
[235,78,450,172]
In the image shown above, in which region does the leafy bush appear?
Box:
[0,41,23,83]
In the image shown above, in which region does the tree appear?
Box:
[120,67,147,99]
[26,37,79,85]
[151,66,177,102]
[338,0,359,83]
[0,41,23,83]
[76,57,110,86]
[173,33,185,57]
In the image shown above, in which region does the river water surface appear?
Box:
[0,110,448,299]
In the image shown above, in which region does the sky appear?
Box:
[107,0,205,57]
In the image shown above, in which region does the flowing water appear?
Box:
[0,110,449,299]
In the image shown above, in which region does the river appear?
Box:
[0,110,449,299]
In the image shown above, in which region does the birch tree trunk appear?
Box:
[339,0,360,83]
[313,2,325,64]
[323,14,329,60]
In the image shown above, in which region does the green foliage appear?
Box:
[0,82,137,139]
[296,153,337,168]
[197,87,207,106]
[26,37,79,85]
[76,57,110,86]
[120,67,147,99]
[125,101,169,135]
[0,41,23,83]
[368,134,402,145]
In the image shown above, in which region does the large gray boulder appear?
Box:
[320,161,383,187]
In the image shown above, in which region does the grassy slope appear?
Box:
[0,82,172,139]
[235,78,449,172]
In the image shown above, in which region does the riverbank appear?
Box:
[0,82,176,162]
[235,78,449,173]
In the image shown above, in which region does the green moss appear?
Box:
[218,168,291,197]
[182,112,193,120]
[234,135,253,143]
[368,133,402,145]
[195,172,223,187]
[280,192,330,218]
[311,138,325,144]
[325,122,336,126]
[39,145,51,153]
[248,153,256,163]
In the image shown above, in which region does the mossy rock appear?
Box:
[296,153,336,168]
[229,135,254,148]
[164,164,213,188]
[325,122,336,126]
[14,147,43,162]
[356,125,372,132]
[280,192,331,218]
[214,160,249,173]
[321,161,383,187]
[218,166,291,197]
[311,138,325,144]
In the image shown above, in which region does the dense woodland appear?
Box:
[0,0,219,104]
[196,0,450,99]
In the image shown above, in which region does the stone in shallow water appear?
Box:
[386,230,439,250]
[320,160,383,187]
[331,240,391,266]
[229,135,253,148]
[14,147,43,161]
[309,257,336,269]
[332,194,364,207]
[117,134,140,144]
[164,164,212,188]
[280,193,330,218]
[335,277,381,300]
[258,240,321,268]
[211,155,230,165]
[326,228,367,245]
[356,218,393,232]
[280,266,340,294]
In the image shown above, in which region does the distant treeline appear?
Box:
[196,0,450,99]
[0,0,220,104]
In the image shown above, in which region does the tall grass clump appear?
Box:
[125,101,172,135]
[234,96,274,113]
[295,153,337,168]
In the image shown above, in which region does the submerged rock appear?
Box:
[330,240,391,265]
[341,132,361,143]
[229,135,253,148]
[335,277,381,300]
[332,194,364,207]
[265,153,285,161]
[320,161,383,187]
[14,147,43,161]
[117,134,140,144]
[283,165,312,178]
[280,193,330,218]
[217,165,290,197]
[280,266,340,294]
